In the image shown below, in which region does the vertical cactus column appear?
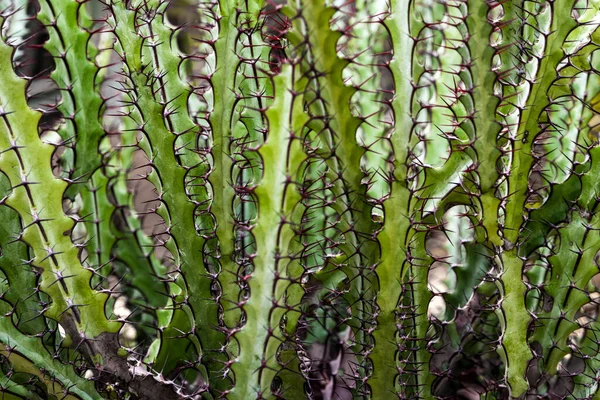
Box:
[108,0,212,386]
[370,0,413,395]
[493,1,577,395]
[230,61,307,398]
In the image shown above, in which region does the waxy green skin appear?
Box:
[109,0,214,380]
[299,0,373,380]
[37,0,118,284]
[0,300,102,400]
[208,1,240,335]
[4,0,600,398]
[370,0,415,396]
[0,31,120,341]
[0,178,46,336]
[0,6,186,399]
[494,1,585,396]
[230,63,307,399]
[372,0,473,396]
[0,23,121,397]
[372,0,600,398]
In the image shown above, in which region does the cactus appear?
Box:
[3,0,600,398]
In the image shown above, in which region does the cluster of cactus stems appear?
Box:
[2,0,600,398]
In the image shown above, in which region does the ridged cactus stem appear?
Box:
[36,0,117,284]
[499,2,576,396]
[0,33,181,399]
[406,229,435,396]
[466,0,503,246]
[503,0,577,246]
[0,318,99,400]
[37,0,105,179]
[209,1,241,320]
[297,3,377,380]
[231,62,307,399]
[499,249,530,397]
[299,0,364,200]
[467,0,500,194]
[110,0,213,377]
[371,198,411,397]
[386,0,413,181]
[0,35,119,346]
[370,0,414,396]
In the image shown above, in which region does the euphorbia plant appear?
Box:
[1,0,600,398]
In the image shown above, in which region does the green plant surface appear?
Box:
[0,29,119,341]
[109,0,210,378]
[0,299,101,400]
[230,62,307,399]
[2,0,600,398]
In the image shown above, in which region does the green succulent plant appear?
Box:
[1,0,600,398]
